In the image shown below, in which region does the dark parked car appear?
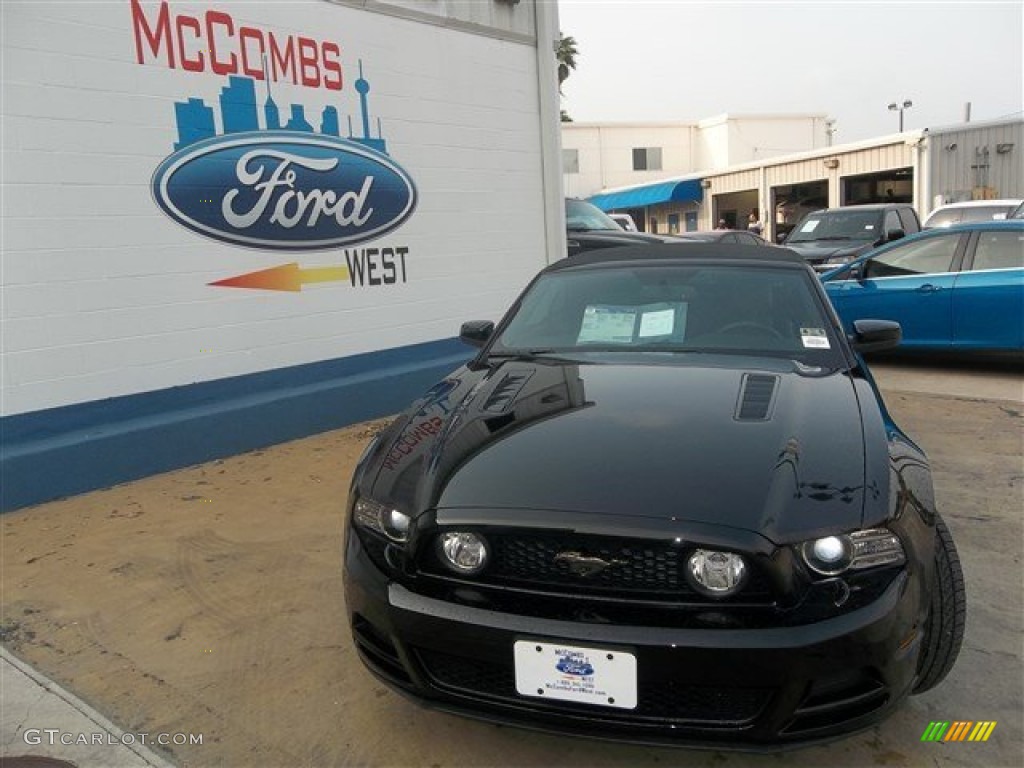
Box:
[565,198,671,257]
[822,220,1024,352]
[673,229,772,246]
[784,203,921,272]
[344,244,965,748]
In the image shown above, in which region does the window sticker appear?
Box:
[864,224,875,230]
[638,308,676,337]
[800,220,820,233]
[578,306,637,344]
[800,327,831,349]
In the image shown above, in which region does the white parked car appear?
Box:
[923,199,1023,229]
[608,212,638,232]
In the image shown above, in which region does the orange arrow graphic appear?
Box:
[209,263,350,292]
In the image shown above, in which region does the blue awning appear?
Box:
[588,179,704,211]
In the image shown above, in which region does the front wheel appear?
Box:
[912,514,966,694]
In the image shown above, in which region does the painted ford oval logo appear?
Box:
[556,657,594,677]
[151,131,417,251]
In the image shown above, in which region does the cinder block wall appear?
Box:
[1,0,556,510]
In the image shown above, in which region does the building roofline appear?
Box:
[579,117,1022,198]
[562,113,831,130]
[590,131,927,195]
[924,115,1024,135]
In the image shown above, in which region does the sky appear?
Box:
[556,1,1024,144]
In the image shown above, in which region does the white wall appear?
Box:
[563,115,828,198]
[1,0,555,416]
[562,123,694,197]
[696,115,828,168]
[343,0,537,38]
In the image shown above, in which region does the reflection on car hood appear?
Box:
[368,358,878,543]
[784,241,874,261]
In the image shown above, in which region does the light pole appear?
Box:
[888,99,913,132]
[825,119,837,147]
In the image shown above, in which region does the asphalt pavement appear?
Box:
[866,353,1023,403]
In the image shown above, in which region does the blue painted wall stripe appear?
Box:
[1,338,472,512]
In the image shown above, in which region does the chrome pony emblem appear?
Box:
[554,551,626,577]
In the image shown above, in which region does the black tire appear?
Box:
[912,514,966,694]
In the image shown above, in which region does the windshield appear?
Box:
[492,263,843,363]
[786,210,882,243]
[565,199,621,232]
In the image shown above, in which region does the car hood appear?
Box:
[784,240,873,262]
[368,358,875,544]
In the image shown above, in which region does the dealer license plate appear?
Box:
[513,640,637,709]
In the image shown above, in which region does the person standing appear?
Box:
[747,211,764,236]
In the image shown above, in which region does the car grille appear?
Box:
[416,648,771,725]
[420,532,772,603]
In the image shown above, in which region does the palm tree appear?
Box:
[556,34,578,95]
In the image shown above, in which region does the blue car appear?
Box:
[821,221,1024,352]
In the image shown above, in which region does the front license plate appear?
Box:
[513,640,637,709]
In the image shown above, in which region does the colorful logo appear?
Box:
[152,132,416,251]
[152,62,417,256]
[921,721,997,742]
[556,655,594,677]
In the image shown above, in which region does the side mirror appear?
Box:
[459,320,494,348]
[823,261,862,281]
[884,228,905,243]
[849,319,901,354]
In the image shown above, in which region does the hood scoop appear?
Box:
[735,374,779,421]
[481,370,534,413]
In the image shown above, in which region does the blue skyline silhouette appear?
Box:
[172,63,388,154]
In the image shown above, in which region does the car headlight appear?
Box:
[438,531,489,575]
[800,528,905,576]
[685,549,747,597]
[352,497,411,543]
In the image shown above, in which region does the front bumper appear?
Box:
[344,532,924,749]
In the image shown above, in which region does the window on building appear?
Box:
[563,149,580,174]
[632,147,663,171]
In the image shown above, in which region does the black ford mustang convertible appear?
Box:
[343,244,965,748]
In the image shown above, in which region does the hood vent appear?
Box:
[735,374,779,421]
[482,371,533,413]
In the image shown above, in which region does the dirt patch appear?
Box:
[2,419,392,767]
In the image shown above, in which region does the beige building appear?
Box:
[561,114,831,199]
[577,118,1023,242]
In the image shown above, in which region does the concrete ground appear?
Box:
[1,647,174,768]
[1,359,1021,767]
